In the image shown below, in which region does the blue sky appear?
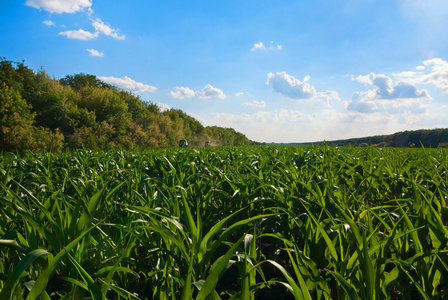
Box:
[2,0,448,143]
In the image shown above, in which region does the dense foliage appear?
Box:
[1,145,448,299]
[0,58,251,152]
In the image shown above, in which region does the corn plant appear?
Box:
[1,146,448,299]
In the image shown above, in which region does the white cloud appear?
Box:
[59,29,98,40]
[98,76,157,93]
[92,18,125,40]
[345,92,379,113]
[87,48,104,57]
[251,41,283,51]
[169,87,195,99]
[355,72,429,100]
[413,58,448,93]
[169,85,226,99]
[393,71,418,78]
[213,109,310,124]
[156,102,170,112]
[26,0,92,14]
[242,100,266,108]
[251,42,264,51]
[59,18,124,41]
[208,105,440,143]
[345,70,432,115]
[42,20,55,26]
[389,58,448,94]
[346,89,429,115]
[195,84,226,99]
[235,92,244,97]
[317,90,340,102]
[266,72,316,100]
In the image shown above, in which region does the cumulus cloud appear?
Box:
[195,84,226,99]
[396,58,448,94]
[266,72,316,100]
[169,87,195,99]
[59,29,98,40]
[26,0,92,14]
[251,41,283,51]
[354,72,429,100]
[345,70,432,114]
[92,18,125,40]
[87,48,104,57]
[346,91,428,115]
[242,100,266,108]
[42,20,56,26]
[98,76,157,93]
[235,92,244,96]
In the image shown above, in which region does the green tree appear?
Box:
[0,82,64,152]
[0,82,35,151]
[0,58,36,103]
[60,73,115,90]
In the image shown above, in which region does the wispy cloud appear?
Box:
[25,0,92,14]
[266,72,316,100]
[59,29,98,40]
[98,76,157,93]
[87,48,104,57]
[213,109,310,124]
[92,18,125,40]
[59,18,124,40]
[242,100,266,108]
[42,20,55,26]
[251,41,283,51]
[317,90,340,103]
[170,85,226,99]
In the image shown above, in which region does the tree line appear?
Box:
[319,128,448,148]
[0,58,251,152]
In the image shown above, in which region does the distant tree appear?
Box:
[0,82,35,151]
[0,58,36,103]
[60,73,115,90]
[0,82,63,152]
[0,58,254,151]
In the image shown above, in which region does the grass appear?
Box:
[0,145,447,299]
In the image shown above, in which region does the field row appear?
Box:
[1,145,448,299]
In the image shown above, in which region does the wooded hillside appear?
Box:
[0,58,251,152]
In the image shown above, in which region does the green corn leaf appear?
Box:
[326,269,361,300]
[26,222,98,300]
[265,260,303,300]
[0,249,48,300]
[195,235,244,300]
[68,253,103,300]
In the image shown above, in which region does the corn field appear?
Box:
[1,145,448,299]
